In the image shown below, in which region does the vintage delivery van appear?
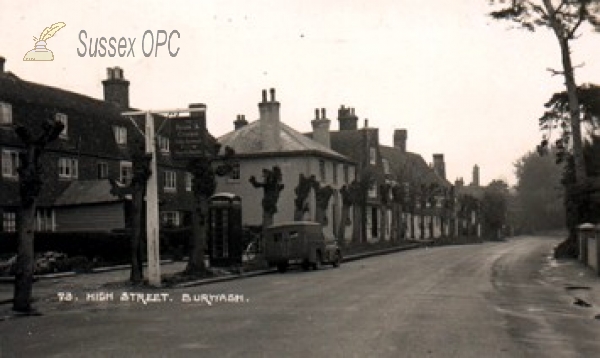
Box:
[263,221,342,272]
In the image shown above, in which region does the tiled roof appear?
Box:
[218,120,352,162]
[53,180,122,206]
[0,72,134,160]
[456,185,485,199]
[379,145,451,188]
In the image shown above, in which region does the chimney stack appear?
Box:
[258,88,281,151]
[433,154,446,180]
[234,114,248,130]
[311,107,331,148]
[338,105,358,131]
[102,66,130,109]
[471,165,480,187]
[393,129,407,152]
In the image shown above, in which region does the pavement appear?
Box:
[0,242,422,310]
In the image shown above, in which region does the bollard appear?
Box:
[577,223,595,265]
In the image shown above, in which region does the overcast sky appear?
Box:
[2,0,599,186]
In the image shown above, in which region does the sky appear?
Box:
[1,0,599,186]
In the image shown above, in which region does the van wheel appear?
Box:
[332,252,341,268]
[277,263,288,273]
[312,252,322,270]
[301,260,311,271]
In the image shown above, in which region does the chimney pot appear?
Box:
[321,108,326,119]
[0,57,5,73]
[364,119,368,128]
[262,90,267,102]
[270,88,276,102]
[315,108,320,119]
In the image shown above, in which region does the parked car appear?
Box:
[263,221,342,272]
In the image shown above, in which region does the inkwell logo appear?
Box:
[23,22,66,61]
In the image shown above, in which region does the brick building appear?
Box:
[0,58,198,237]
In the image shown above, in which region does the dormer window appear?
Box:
[55,113,68,139]
[0,102,12,125]
[113,125,127,145]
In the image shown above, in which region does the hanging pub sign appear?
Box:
[172,117,205,160]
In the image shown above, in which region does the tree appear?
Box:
[109,143,152,284]
[13,116,64,313]
[293,174,316,221]
[538,84,600,255]
[481,180,510,239]
[490,0,600,185]
[249,166,285,234]
[514,149,566,233]
[185,145,235,276]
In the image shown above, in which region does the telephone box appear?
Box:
[208,193,243,267]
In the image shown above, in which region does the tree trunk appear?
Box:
[419,212,425,240]
[130,189,144,284]
[338,204,350,247]
[380,205,387,242]
[13,203,36,312]
[390,204,398,243]
[352,205,361,244]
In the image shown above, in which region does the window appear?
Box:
[158,135,169,153]
[332,163,338,184]
[343,165,349,184]
[2,149,19,179]
[382,158,390,174]
[2,211,16,232]
[164,170,176,192]
[369,147,377,165]
[0,102,12,125]
[230,162,240,181]
[185,172,193,192]
[35,209,55,232]
[55,113,68,139]
[368,183,377,198]
[97,162,108,179]
[58,158,78,179]
[113,126,127,145]
[319,160,326,181]
[120,161,132,184]
[161,211,181,227]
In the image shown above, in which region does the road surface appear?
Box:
[1,236,599,357]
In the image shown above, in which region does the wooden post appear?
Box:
[145,111,161,286]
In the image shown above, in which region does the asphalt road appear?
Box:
[1,236,599,357]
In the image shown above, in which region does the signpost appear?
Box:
[122,107,206,287]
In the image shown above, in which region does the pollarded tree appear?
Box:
[13,116,64,313]
[482,180,510,239]
[185,145,236,276]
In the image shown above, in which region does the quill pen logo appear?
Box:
[23,22,66,61]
